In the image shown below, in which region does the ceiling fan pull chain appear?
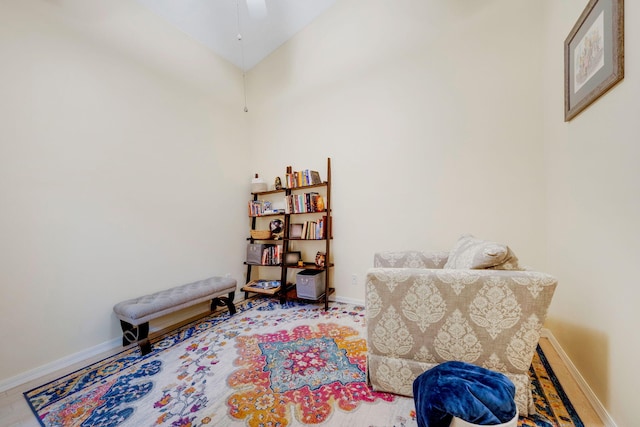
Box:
[236,0,249,113]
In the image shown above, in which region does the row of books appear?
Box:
[290,217,328,240]
[285,169,322,188]
[260,244,282,265]
[284,193,324,214]
[248,200,284,217]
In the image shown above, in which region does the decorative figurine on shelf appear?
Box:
[269,219,284,240]
[315,251,326,268]
[275,176,282,190]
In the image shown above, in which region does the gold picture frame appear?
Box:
[564,0,624,121]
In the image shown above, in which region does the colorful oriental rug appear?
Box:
[24,298,583,427]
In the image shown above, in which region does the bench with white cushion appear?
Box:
[113,276,237,355]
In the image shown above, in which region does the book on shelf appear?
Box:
[309,170,322,185]
[316,218,323,240]
[310,194,324,212]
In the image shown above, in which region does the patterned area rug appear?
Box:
[24,298,583,427]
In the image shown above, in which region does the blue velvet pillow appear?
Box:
[413,361,517,427]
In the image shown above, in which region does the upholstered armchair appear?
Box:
[365,238,557,415]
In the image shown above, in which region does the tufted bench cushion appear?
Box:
[113,276,237,355]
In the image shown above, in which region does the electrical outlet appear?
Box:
[351,274,358,286]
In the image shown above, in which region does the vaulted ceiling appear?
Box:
[135,0,337,70]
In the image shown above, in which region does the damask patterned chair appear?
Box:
[365,236,557,415]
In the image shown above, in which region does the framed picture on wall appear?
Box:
[564,0,624,121]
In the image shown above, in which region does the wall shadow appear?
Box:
[545,317,610,408]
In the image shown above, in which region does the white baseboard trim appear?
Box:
[541,328,617,427]
[0,337,121,394]
[330,295,365,306]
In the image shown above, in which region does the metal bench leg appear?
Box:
[211,291,236,315]
[120,320,136,346]
[139,338,152,356]
[120,320,150,354]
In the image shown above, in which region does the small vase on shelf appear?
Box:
[251,173,267,193]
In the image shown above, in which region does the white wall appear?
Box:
[0,0,249,383]
[541,1,639,426]
[247,0,547,302]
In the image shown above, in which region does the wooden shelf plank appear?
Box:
[285,287,335,303]
[283,262,334,270]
